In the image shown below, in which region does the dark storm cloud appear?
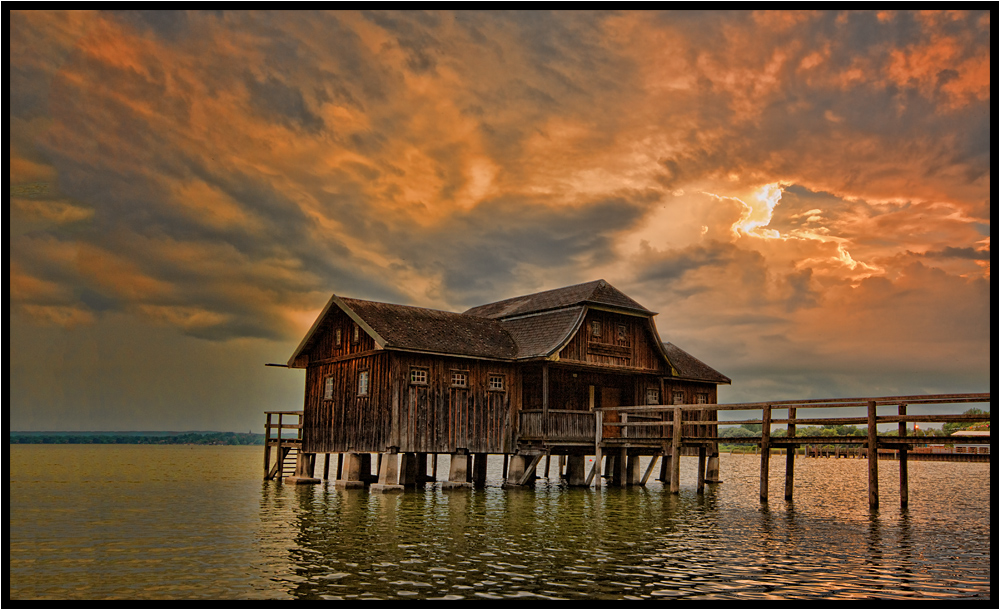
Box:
[245,73,325,133]
[392,192,654,308]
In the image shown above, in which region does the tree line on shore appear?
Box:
[9,432,266,445]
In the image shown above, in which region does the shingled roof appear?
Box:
[464,279,653,319]
[663,342,732,384]
[289,283,728,386]
[498,306,586,359]
[340,298,518,359]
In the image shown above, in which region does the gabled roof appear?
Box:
[464,279,653,319]
[663,342,732,384]
[288,296,518,365]
[342,297,518,359]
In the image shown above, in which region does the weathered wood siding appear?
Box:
[302,352,391,453]
[558,310,666,372]
[292,306,377,367]
[393,354,519,454]
[665,380,719,441]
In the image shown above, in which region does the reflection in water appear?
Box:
[8,446,990,600]
[259,455,991,600]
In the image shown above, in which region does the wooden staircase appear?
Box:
[263,411,303,480]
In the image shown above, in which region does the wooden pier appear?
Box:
[264,393,990,509]
[595,392,991,508]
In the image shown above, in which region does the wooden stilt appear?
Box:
[760,404,771,503]
[785,407,796,501]
[867,400,879,510]
[899,403,908,508]
[670,407,681,494]
[594,411,603,489]
[697,445,706,494]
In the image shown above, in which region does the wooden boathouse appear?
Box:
[274,280,730,490]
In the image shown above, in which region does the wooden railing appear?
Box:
[263,411,303,480]
[596,393,991,507]
[519,409,594,443]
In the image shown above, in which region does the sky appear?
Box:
[9,10,992,432]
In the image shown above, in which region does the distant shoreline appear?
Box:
[9,432,267,445]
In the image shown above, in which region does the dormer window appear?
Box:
[591,320,602,338]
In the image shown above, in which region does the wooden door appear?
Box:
[601,387,621,438]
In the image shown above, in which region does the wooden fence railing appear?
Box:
[596,393,991,508]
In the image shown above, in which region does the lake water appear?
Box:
[8,445,991,600]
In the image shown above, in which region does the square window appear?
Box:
[697,393,709,404]
[488,374,505,391]
[451,371,468,387]
[646,388,660,405]
[672,391,685,405]
[410,368,428,385]
[324,376,335,400]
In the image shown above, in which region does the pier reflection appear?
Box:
[259,454,990,600]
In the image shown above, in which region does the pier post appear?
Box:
[335,452,366,488]
[867,400,879,509]
[705,450,720,483]
[610,449,627,487]
[415,452,431,483]
[285,451,321,484]
[566,455,588,486]
[899,403,908,507]
[625,451,641,486]
[594,410,603,489]
[443,451,473,489]
[263,412,273,478]
[371,451,404,493]
[760,404,771,503]
[398,453,418,486]
[472,453,488,487]
[660,454,672,486]
[697,445,706,494]
[785,407,796,501]
[670,407,682,493]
